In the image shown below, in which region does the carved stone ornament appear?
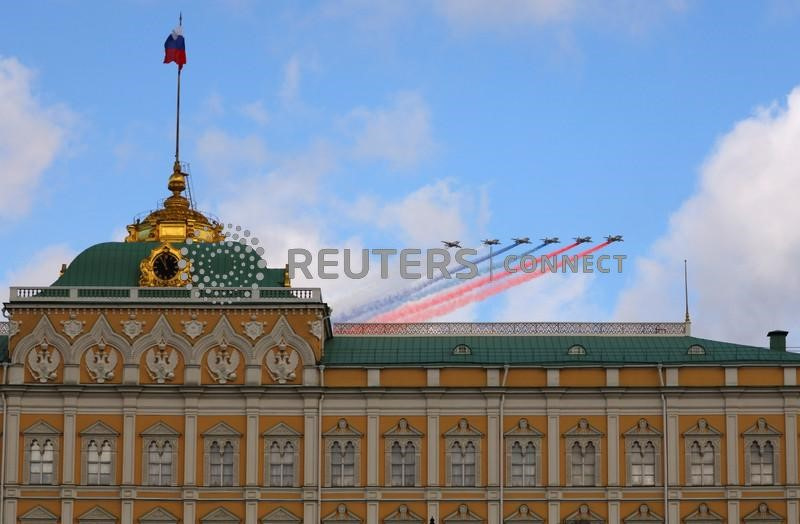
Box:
[145,339,178,383]
[27,339,60,383]
[266,338,300,384]
[207,340,239,384]
[121,315,145,340]
[8,320,21,338]
[85,339,118,383]
[181,316,206,340]
[60,315,85,340]
[308,318,324,341]
[241,317,264,341]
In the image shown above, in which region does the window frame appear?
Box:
[323,418,362,488]
[140,421,180,487]
[682,418,722,487]
[563,418,603,487]
[22,420,61,486]
[623,418,662,487]
[202,422,242,487]
[263,422,301,488]
[79,421,119,486]
[742,418,782,487]
[504,418,543,488]
[383,418,423,487]
[444,418,483,488]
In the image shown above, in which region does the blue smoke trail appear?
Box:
[336,242,519,322]
[339,242,547,322]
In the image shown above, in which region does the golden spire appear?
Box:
[124,161,224,243]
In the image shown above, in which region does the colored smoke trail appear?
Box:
[402,242,612,322]
[371,243,578,323]
[336,242,518,322]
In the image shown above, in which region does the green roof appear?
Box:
[322,335,800,366]
[0,335,8,363]
[53,242,285,288]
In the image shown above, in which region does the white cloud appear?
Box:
[0,56,72,220]
[435,0,686,34]
[239,100,270,125]
[494,271,602,321]
[280,55,301,105]
[194,128,269,178]
[349,91,434,168]
[0,244,76,304]
[615,87,800,346]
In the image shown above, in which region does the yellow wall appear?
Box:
[561,368,606,387]
[680,367,724,386]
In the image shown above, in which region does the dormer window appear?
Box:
[567,344,586,356]
[452,344,471,355]
[687,344,705,355]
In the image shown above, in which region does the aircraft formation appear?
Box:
[442,235,622,247]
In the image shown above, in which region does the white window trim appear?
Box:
[202,422,242,487]
[263,422,301,488]
[623,418,662,487]
[442,504,483,524]
[200,507,241,524]
[622,503,663,523]
[18,505,59,524]
[77,505,117,524]
[383,418,423,487]
[140,421,181,487]
[563,504,605,524]
[504,418,543,488]
[323,418,363,487]
[261,506,302,524]
[22,420,61,486]
[444,418,483,488]
[80,421,120,486]
[682,503,724,524]
[384,504,425,524]
[503,504,544,524]
[742,502,784,523]
[563,418,603,487]
[742,418,782,487]
[683,418,722,487]
[321,503,362,523]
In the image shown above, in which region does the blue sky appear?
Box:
[2,1,800,346]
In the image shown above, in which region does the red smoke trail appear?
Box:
[401,242,611,322]
[371,243,579,322]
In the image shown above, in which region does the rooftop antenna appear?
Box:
[684,259,692,334]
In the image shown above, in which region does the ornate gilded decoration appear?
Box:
[139,243,190,287]
[181,316,206,340]
[145,340,178,383]
[27,339,60,383]
[207,341,239,384]
[125,161,223,244]
[60,314,85,340]
[85,339,117,383]
[121,315,145,340]
[265,338,300,384]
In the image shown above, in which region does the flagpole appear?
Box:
[175,67,181,165]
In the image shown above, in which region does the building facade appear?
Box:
[1,166,799,524]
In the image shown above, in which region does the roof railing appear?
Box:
[7,286,323,304]
[332,321,689,336]
[0,321,8,335]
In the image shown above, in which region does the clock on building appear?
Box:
[139,244,189,286]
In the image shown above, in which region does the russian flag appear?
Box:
[164,26,186,70]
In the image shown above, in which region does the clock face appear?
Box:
[153,252,180,281]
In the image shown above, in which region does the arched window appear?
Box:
[689,440,715,486]
[29,439,55,485]
[269,441,295,487]
[450,441,476,486]
[147,440,173,486]
[750,441,775,485]
[330,441,356,487]
[86,439,112,485]
[208,440,235,487]
[390,441,416,486]
[570,441,595,486]
[510,440,536,486]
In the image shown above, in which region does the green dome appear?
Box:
[53,242,286,288]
